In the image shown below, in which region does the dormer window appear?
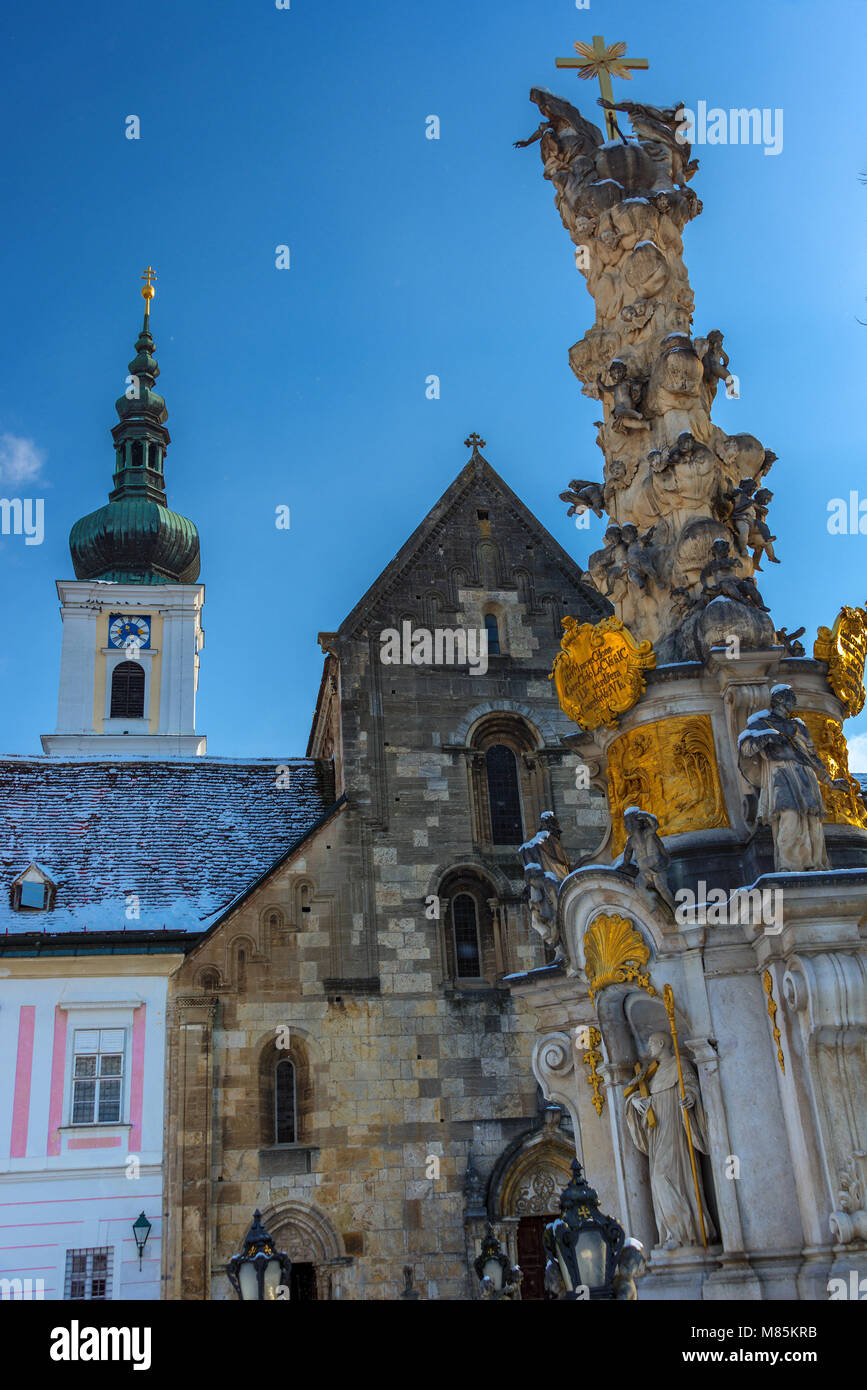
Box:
[10,862,56,912]
[21,881,47,908]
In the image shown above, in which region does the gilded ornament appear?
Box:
[583,912,655,1004]
[607,714,729,855]
[814,606,867,718]
[762,969,786,1076]
[798,711,867,830]
[550,615,656,731]
[579,1025,606,1116]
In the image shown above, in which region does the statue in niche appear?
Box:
[625,1033,716,1250]
[616,807,676,915]
[559,478,605,519]
[519,811,572,958]
[737,683,849,872]
[699,538,770,612]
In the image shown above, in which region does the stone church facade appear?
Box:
[164,439,610,1300]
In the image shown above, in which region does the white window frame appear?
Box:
[59,1005,137,1130]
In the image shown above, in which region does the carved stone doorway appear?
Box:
[258,1199,347,1302]
[486,1117,575,1300]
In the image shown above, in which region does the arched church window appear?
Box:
[274,1058,297,1144]
[131,441,143,469]
[110,661,145,718]
[452,894,482,978]
[486,744,523,844]
[484,613,501,655]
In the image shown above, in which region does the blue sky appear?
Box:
[2,0,867,761]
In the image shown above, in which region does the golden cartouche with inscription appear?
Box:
[550,616,655,731]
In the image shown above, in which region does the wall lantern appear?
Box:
[132,1212,152,1270]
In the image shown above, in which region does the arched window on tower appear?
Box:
[484,613,501,655]
[274,1057,297,1144]
[451,893,482,978]
[131,441,143,469]
[485,744,523,844]
[109,661,145,718]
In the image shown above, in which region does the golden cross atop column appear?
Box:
[140,265,157,321]
[556,35,649,140]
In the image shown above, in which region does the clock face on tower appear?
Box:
[108,614,151,650]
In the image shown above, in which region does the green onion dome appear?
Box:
[69,312,200,584]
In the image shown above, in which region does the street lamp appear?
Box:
[226,1210,292,1301]
[132,1212,152,1270]
[474,1223,522,1300]
[543,1160,625,1300]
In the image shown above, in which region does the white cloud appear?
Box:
[844,731,867,774]
[0,433,46,485]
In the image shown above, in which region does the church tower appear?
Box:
[42,272,206,757]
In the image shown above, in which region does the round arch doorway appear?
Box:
[258,1200,348,1301]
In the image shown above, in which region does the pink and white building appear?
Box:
[0,955,180,1300]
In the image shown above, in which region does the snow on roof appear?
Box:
[0,756,336,937]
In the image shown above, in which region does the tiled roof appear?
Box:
[0,756,336,936]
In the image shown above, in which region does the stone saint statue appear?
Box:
[519,811,572,958]
[617,807,676,915]
[738,684,847,871]
[625,1033,716,1249]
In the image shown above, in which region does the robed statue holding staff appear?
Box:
[625,1032,716,1250]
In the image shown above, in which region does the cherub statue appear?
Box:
[699,538,770,612]
[620,523,657,591]
[559,478,605,519]
[776,626,806,657]
[599,358,649,431]
[586,524,628,597]
[700,329,733,394]
[621,298,657,334]
[616,807,676,915]
[749,488,779,569]
[720,477,759,556]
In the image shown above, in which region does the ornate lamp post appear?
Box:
[543,1160,626,1300]
[226,1210,292,1301]
[131,1212,151,1270]
[474,1223,522,1300]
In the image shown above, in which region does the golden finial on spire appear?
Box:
[140,265,157,321]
